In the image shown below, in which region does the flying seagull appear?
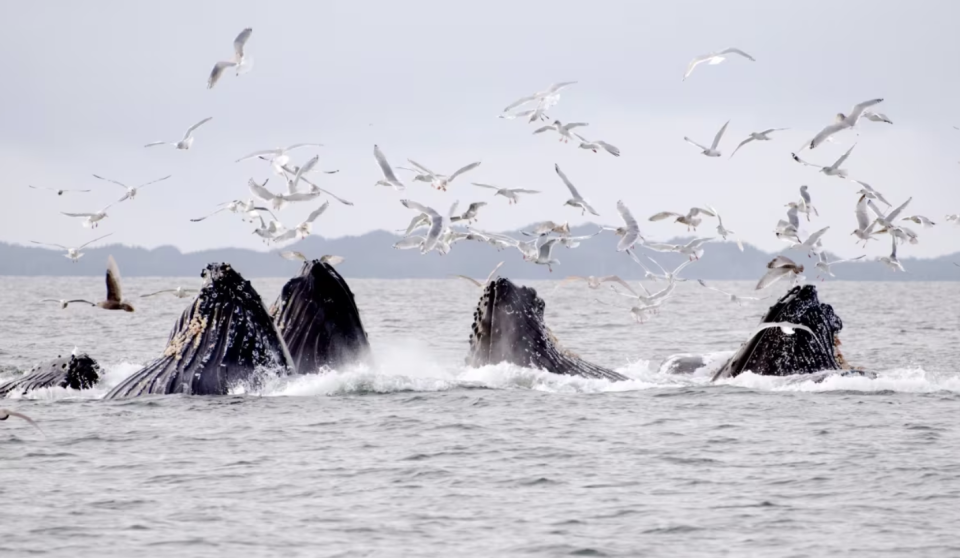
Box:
[29,233,113,262]
[144,117,213,150]
[684,120,730,157]
[807,98,884,149]
[28,185,90,196]
[92,174,172,202]
[208,28,253,89]
[554,163,599,216]
[683,48,755,81]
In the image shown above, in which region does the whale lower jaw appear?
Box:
[713,285,848,381]
[0,353,100,397]
[271,260,371,374]
[105,263,292,399]
[467,278,627,381]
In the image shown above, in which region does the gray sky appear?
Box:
[3,0,959,259]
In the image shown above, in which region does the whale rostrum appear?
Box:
[712,285,853,381]
[467,277,628,381]
[271,259,371,372]
[106,263,293,398]
[0,353,101,398]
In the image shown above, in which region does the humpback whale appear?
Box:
[271,259,370,372]
[711,285,856,381]
[106,263,292,398]
[467,278,627,381]
[0,353,101,397]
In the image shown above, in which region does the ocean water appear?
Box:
[0,275,958,557]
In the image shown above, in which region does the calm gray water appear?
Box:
[1,276,959,557]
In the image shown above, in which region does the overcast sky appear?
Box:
[3,0,959,259]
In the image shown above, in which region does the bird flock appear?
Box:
[21,33,959,326]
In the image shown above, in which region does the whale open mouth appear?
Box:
[0,353,101,398]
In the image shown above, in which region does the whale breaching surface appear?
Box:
[271,259,371,372]
[106,263,293,398]
[466,277,628,381]
[0,353,101,398]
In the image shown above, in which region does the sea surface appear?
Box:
[0,276,959,557]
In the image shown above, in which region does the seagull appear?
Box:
[775,205,801,243]
[526,237,561,272]
[190,199,272,222]
[28,185,90,196]
[697,280,769,306]
[61,204,112,229]
[807,98,884,149]
[252,214,285,242]
[524,221,571,237]
[644,237,714,261]
[878,236,905,272]
[281,252,344,266]
[634,256,693,283]
[791,144,856,179]
[533,120,589,143]
[399,200,455,254]
[557,229,601,248]
[501,81,577,114]
[901,215,936,228]
[450,202,487,224]
[847,179,891,207]
[815,253,865,279]
[787,226,830,258]
[29,233,113,262]
[682,48,755,81]
[947,214,960,224]
[40,299,95,310]
[703,205,743,251]
[869,197,912,231]
[271,201,329,243]
[144,117,213,150]
[862,111,893,125]
[608,200,642,252]
[0,409,44,435]
[372,146,405,191]
[684,120,729,157]
[649,207,716,231]
[406,160,482,191]
[91,174,172,202]
[259,158,351,206]
[248,177,320,211]
[208,27,253,89]
[140,287,196,299]
[471,183,540,205]
[730,128,788,158]
[235,143,323,164]
[574,134,620,157]
[555,275,637,295]
[852,194,879,246]
[756,256,804,290]
[554,164,599,216]
[393,236,426,250]
[790,185,819,221]
[449,262,505,288]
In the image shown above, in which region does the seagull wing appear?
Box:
[105,255,122,302]
[767,255,797,269]
[532,125,552,135]
[711,120,730,150]
[279,251,307,261]
[597,141,620,156]
[756,266,791,290]
[512,189,541,194]
[643,242,678,253]
[61,212,96,218]
[832,144,856,169]
[683,137,709,151]
[719,47,756,61]
[809,122,846,149]
[248,179,275,202]
[484,261,505,285]
[730,136,754,158]
[144,141,170,148]
[833,255,866,265]
[184,117,213,140]
[451,275,483,287]
[77,233,114,250]
[472,183,499,191]
[855,196,871,230]
[563,122,589,131]
[649,211,681,221]
[554,164,582,199]
[407,159,438,177]
[374,145,404,186]
[236,149,282,163]
[140,290,175,298]
[91,174,128,189]
[601,276,637,297]
[790,152,822,169]
[849,98,884,122]
[233,28,253,60]
[787,206,800,229]
[697,279,731,297]
[803,226,830,247]
[502,93,539,113]
[207,61,236,89]
[885,197,913,223]
[283,192,321,202]
[448,161,481,182]
[292,154,319,192]
[272,229,298,243]
[682,55,711,80]
[309,185,353,206]
[29,241,69,250]
[303,201,330,224]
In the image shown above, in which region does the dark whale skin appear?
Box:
[712,285,856,381]
[105,263,291,399]
[466,278,627,381]
[0,353,100,397]
[271,260,370,373]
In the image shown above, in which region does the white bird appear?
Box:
[756,256,804,290]
[393,236,426,250]
[248,177,320,211]
[787,185,819,221]
[29,233,113,262]
[472,183,540,205]
[253,215,285,242]
[140,287,196,299]
[788,226,830,258]
[644,237,714,261]
[91,174,172,202]
[190,199,266,222]
[869,197,912,231]
[730,128,788,158]
[946,214,959,224]
[144,117,213,150]
[554,164,599,216]
[557,229,601,249]
[235,143,323,164]
[450,202,487,224]
[683,48,756,81]
[41,298,95,310]
[851,195,879,246]
[847,179,891,207]
[524,221,571,237]
[208,28,253,89]
[649,207,716,231]
[555,275,637,295]
[610,200,642,252]
[697,280,769,306]
[878,236,905,272]
[399,200,456,254]
[815,253,865,279]
[406,159,481,191]
[634,256,693,283]
[501,81,577,113]
[533,120,589,143]
[791,144,856,179]
[449,262,505,288]
[28,185,90,196]
[807,98,884,149]
[527,237,561,272]
[574,134,620,157]
[61,205,112,229]
[684,120,730,157]
[271,201,330,243]
[705,205,743,251]
[862,111,893,125]
[901,215,936,228]
[0,408,44,435]
[262,158,351,206]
